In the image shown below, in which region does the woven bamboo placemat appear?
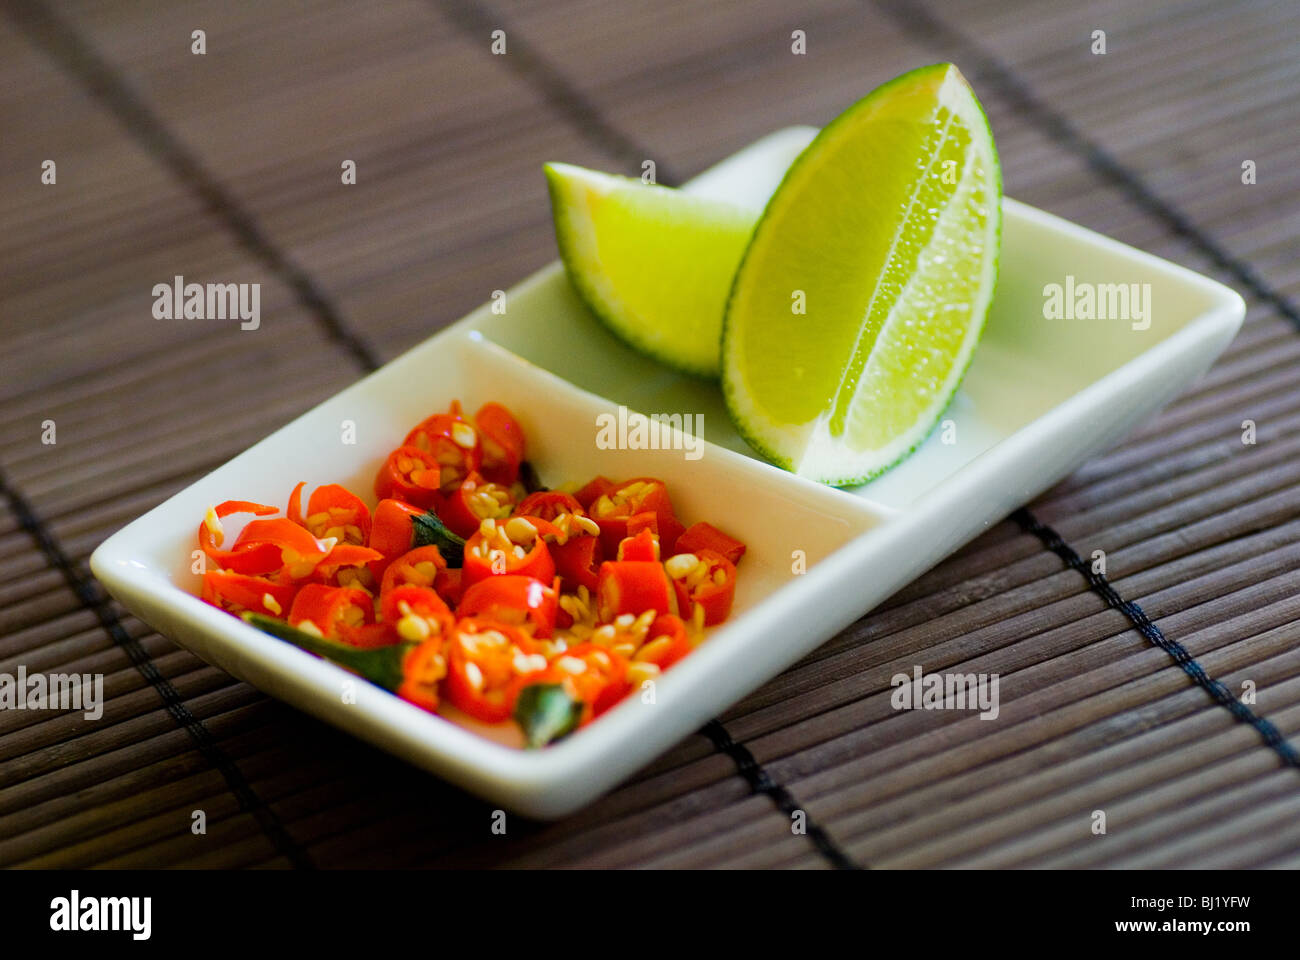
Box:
[1,0,1297,868]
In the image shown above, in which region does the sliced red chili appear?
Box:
[245,613,432,704]
[369,499,465,579]
[235,517,335,580]
[404,406,482,493]
[473,402,526,486]
[379,545,447,597]
[288,482,371,545]
[625,511,658,539]
[588,478,685,555]
[444,619,544,723]
[369,499,424,563]
[374,445,441,509]
[462,524,555,590]
[438,471,514,540]
[632,614,692,670]
[673,521,747,566]
[435,566,464,608]
[381,585,454,643]
[203,397,749,733]
[288,584,374,639]
[572,476,616,509]
[201,570,298,618]
[520,643,630,724]
[198,500,282,575]
[596,560,676,621]
[667,548,736,626]
[337,622,402,649]
[551,534,602,594]
[616,526,659,562]
[311,543,383,590]
[515,491,585,521]
[457,575,558,638]
[396,639,448,711]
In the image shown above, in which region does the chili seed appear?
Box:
[397,614,431,641]
[557,656,587,675]
[627,662,660,686]
[451,423,478,449]
[479,630,508,648]
[665,553,699,579]
[635,636,674,663]
[505,517,537,543]
[513,653,547,674]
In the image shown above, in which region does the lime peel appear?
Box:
[721,63,1002,486]
[544,162,757,377]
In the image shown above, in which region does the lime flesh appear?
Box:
[722,63,1002,485]
[544,162,756,377]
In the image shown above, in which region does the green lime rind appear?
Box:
[725,202,1001,489]
[545,164,707,376]
[721,63,1003,486]
[544,162,754,378]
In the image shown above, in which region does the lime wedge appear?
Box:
[722,63,1002,485]
[545,162,757,377]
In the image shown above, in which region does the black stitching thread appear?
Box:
[699,721,862,869]
[2,0,318,868]
[880,0,1300,769]
[0,469,316,868]
[11,0,849,869]
[1014,508,1300,769]
[876,0,1300,330]
[1,0,382,371]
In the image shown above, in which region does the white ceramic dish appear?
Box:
[91,127,1244,818]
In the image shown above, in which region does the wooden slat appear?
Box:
[489,0,938,180]
[1,724,293,866]
[51,0,625,362]
[938,0,1300,294]
[2,0,1298,868]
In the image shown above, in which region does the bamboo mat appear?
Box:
[1,0,1297,868]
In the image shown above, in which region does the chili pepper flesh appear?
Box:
[199,399,748,748]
